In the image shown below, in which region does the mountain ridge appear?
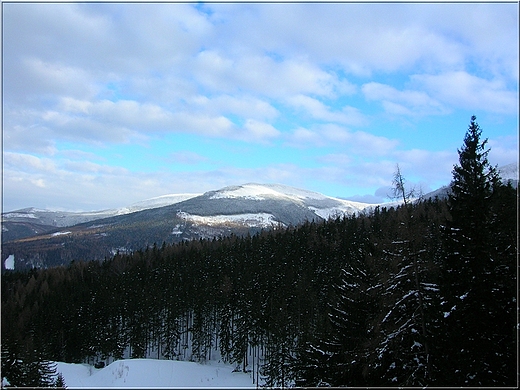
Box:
[1,183,371,232]
[2,182,376,269]
[4,159,517,222]
[2,163,517,270]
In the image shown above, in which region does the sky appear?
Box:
[2,2,519,212]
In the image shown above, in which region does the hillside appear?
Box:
[1,183,372,270]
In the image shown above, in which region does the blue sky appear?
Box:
[2,2,518,212]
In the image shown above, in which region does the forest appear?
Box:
[1,116,517,387]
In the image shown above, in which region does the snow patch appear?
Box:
[4,254,15,270]
[171,224,183,235]
[3,212,38,219]
[178,211,280,228]
[52,231,71,236]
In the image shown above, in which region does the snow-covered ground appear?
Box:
[177,211,280,228]
[54,359,257,388]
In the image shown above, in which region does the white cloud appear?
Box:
[287,95,368,126]
[62,160,129,175]
[189,94,279,121]
[241,120,281,143]
[411,71,519,114]
[392,149,456,185]
[3,152,57,173]
[286,124,399,154]
[362,82,448,116]
[193,50,342,98]
[2,3,517,211]
[414,3,519,82]
[288,127,321,146]
[488,136,519,167]
[171,113,234,138]
[208,3,494,75]
[3,56,96,107]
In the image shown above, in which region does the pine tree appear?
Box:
[437,115,516,386]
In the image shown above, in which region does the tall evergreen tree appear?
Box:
[437,115,516,386]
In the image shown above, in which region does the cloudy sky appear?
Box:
[2,2,518,212]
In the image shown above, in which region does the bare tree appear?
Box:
[390,164,423,205]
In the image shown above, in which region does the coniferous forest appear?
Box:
[1,116,517,387]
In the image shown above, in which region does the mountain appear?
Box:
[170,183,371,225]
[1,183,372,270]
[2,161,516,271]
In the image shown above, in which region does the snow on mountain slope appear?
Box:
[210,183,331,201]
[178,211,279,228]
[54,359,256,388]
[117,193,201,214]
[204,183,371,221]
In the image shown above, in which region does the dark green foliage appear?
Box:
[436,116,517,386]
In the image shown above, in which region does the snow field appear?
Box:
[54,359,256,388]
[177,211,280,228]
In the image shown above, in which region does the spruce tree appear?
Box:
[437,115,516,386]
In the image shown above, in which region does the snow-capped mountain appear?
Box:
[2,183,374,269]
[1,183,369,241]
[174,183,371,227]
[2,164,517,271]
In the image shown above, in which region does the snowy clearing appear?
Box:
[177,211,280,228]
[54,359,256,388]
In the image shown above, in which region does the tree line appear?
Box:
[1,116,517,387]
